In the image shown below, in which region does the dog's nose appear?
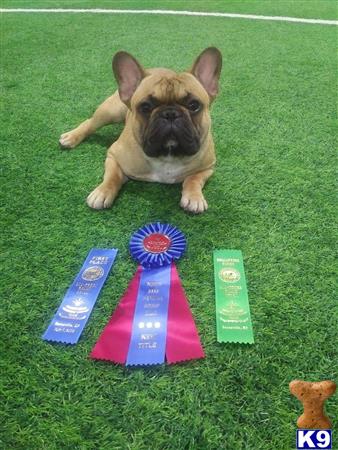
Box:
[160,107,182,121]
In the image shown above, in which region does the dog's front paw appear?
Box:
[180,192,208,214]
[59,130,83,149]
[86,185,115,209]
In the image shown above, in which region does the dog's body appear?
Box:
[60,48,222,213]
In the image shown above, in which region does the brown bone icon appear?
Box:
[289,380,336,429]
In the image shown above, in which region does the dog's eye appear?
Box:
[187,100,201,113]
[139,102,153,114]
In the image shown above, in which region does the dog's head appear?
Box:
[112,48,222,158]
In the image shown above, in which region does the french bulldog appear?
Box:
[59,47,222,213]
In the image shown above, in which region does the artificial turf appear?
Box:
[1,1,337,449]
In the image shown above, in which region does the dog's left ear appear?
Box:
[191,47,222,100]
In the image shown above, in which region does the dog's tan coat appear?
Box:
[60,49,222,213]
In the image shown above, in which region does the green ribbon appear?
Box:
[213,250,254,344]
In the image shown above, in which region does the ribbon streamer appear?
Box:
[43,248,118,344]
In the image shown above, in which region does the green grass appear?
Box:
[1,2,337,449]
[2,0,338,20]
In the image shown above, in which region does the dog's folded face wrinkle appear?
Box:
[142,100,201,158]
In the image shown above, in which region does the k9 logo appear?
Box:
[296,430,332,449]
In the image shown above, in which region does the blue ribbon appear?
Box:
[43,248,118,344]
[126,265,171,366]
[126,223,186,365]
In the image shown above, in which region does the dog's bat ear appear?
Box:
[190,47,222,99]
[112,51,145,105]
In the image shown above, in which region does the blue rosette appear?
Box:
[129,222,186,268]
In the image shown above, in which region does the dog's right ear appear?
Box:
[112,51,145,105]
